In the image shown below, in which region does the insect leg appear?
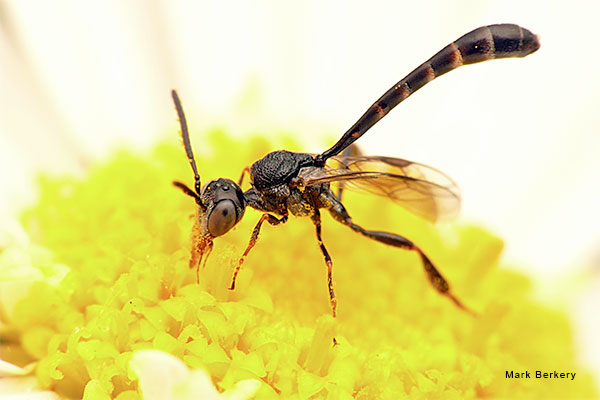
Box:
[327,198,474,314]
[335,144,363,202]
[237,166,251,187]
[311,209,337,318]
[230,213,288,290]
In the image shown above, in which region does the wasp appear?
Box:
[172,24,539,317]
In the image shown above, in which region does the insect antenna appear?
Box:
[171,90,205,210]
[172,180,201,203]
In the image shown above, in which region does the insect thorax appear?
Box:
[250,150,315,191]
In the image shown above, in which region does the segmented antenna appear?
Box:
[172,90,202,197]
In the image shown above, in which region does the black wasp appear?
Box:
[172,24,539,317]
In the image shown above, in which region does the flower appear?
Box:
[0,131,596,399]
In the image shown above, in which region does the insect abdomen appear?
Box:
[389,24,539,110]
[317,24,539,164]
[438,24,539,71]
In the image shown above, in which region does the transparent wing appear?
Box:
[299,155,460,222]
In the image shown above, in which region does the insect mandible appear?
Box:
[172,23,540,317]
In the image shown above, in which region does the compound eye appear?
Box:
[207,200,237,237]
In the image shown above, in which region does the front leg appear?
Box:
[237,166,250,187]
[229,213,288,290]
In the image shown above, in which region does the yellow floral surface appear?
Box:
[0,131,596,399]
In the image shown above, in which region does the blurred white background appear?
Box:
[0,0,598,383]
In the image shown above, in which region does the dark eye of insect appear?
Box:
[207,200,237,237]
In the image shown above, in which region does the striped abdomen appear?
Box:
[317,24,540,164]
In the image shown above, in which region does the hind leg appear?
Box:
[327,196,474,314]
